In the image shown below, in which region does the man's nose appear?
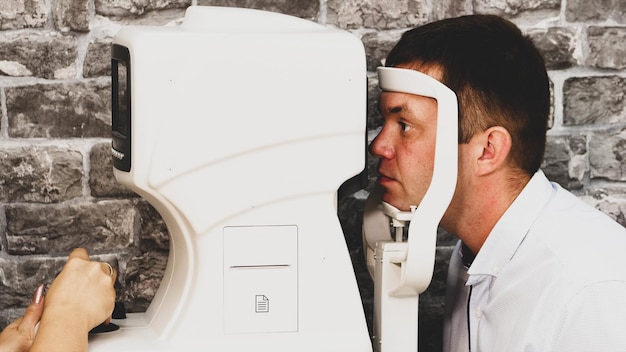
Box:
[369,128,393,159]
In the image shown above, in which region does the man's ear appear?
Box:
[476,126,512,176]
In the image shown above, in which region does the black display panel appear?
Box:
[111,44,131,172]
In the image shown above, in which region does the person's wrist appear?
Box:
[40,303,92,335]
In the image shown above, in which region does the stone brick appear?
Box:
[53,0,90,32]
[0,60,31,76]
[0,32,77,79]
[589,128,626,182]
[5,200,136,255]
[0,0,47,30]
[84,38,113,78]
[432,0,470,20]
[366,74,382,188]
[367,74,382,125]
[528,27,579,70]
[197,0,319,20]
[566,0,626,24]
[95,0,191,17]
[0,257,64,308]
[587,26,626,70]
[6,80,111,138]
[122,250,168,312]
[135,200,169,251]
[361,30,402,71]
[543,135,587,190]
[587,189,626,227]
[473,0,560,18]
[0,146,83,203]
[90,142,136,197]
[327,0,428,30]
[563,76,626,126]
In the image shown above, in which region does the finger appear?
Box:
[19,300,44,332]
[103,272,117,326]
[18,285,45,335]
[68,247,90,261]
[106,266,118,325]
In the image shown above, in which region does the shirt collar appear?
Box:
[466,170,556,282]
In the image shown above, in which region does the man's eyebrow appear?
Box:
[378,103,407,115]
[388,105,406,114]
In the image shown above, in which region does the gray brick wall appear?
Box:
[1,1,625,351]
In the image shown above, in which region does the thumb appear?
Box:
[18,285,45,335]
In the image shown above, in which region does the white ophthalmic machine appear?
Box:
[96,5,458,352]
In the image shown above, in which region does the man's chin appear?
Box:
[381,194,412,212]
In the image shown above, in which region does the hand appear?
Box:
[43,248,117,331]
[30,248,117,352]
[0,285,44,352]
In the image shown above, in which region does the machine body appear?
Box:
[98,6,370,351]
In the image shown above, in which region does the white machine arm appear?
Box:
[363,67,458,352]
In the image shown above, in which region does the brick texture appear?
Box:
[1,1,625,351]
[0,32,77,79]
[0,146,83,202]
[6,81,111,138]
[0,0,47,30]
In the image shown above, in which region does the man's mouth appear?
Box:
[377,172,396,185]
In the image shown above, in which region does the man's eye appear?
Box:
[399,121,412,132]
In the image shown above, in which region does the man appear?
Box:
[370,14,626,351]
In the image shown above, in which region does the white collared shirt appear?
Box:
[443,170,626,352]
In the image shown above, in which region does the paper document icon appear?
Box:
[255,295,270,313]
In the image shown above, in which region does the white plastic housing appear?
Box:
[93,6,370,351]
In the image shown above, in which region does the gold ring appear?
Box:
[104,262,114,278]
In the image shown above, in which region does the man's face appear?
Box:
[370,90,438,211]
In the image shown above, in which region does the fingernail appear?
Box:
[32,284,44,304]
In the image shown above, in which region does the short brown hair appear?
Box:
[385,14,550,175]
